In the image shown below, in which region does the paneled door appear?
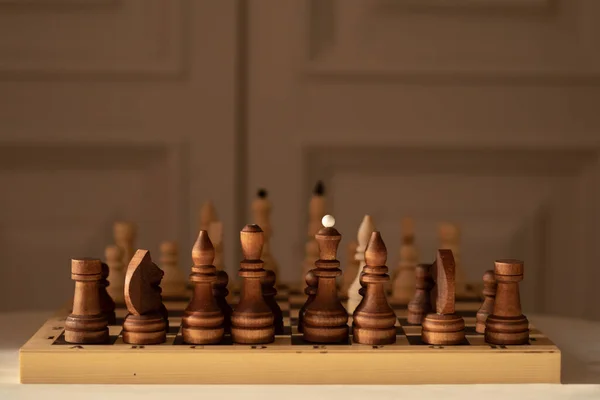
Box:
[0,1,239,311]
[246,0,600,320]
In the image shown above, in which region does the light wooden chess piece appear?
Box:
[339,239,359,298]
[122,250,168,345]
[421,249,466,345]
[302,181,326,281]
[352,231,397,345]
[199,200,218,232]
[113,221,136,268]
[159,241,187,299]
[438,222,468,297]
[346,215,375,314]
[105,244,125,304]
[252,189,279,277]
[391,217,418,304]
[208,221,224,271]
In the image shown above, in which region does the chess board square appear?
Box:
[291,335,351,346]
[401,325,421,336]
[173,334,234,346]
[406,335,469,346]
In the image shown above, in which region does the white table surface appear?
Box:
[1,311,600,400]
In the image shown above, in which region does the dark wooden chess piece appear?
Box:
[230,224,275,344]
[213,270,233,333]
[421,249,466,345]
[476,269,497,334]
[182,230,225,344]
[100,262,116,325]
[303,215,349,343]
[298,269,317,333]
[65,258,109,344]
[352,232,397,345]
[407,263,434,325]
[122,250,168,345]
[262,269,284,335]
[485,260,529,345]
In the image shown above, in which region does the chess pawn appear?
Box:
[159,241,187,299]
[407,263,434,325]
[421,250,466,345]
[476,270,497,334]
[122,250,168,345]
[352,232,397,345]
[262,270,284,335]
[339,240,359,298]
[298,269,318,333]
[182,231,225,344]
[105,245,125,304]
[485,260,529,345]
[213,270,233,333]
[113,221,136,267]
[199,200,218,232]
[391,239,418,304]
[65,258,109,344]
[100,262,116,325]
[302,239,319,288]
[230,225,275,344]
[303,215,349,343]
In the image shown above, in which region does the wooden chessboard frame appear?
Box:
[19,286,561,384]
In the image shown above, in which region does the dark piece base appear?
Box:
[230,326,275,344]
[352,326,396,345]
[303,324,349,344]
[421,313,466,345]
[485,314,529,345]
[122,313,167,345]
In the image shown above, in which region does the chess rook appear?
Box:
[230,225,275,344]
[159,241,187,299]
[65,258,109,344]
[352,232,397,345]
[213,270,233,333]
[303,215,349,343]
[122,250,168,345]
[421,250,466,345]
[298,269,318,333]
[262,270,284,335]
[407,263,434,325]
[476,270,497,334]
[485,260,529,345]
[182,231,225,345]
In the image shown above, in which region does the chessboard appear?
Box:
[19,285,560,384]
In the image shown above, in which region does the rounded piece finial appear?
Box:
[322,214,335,228]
